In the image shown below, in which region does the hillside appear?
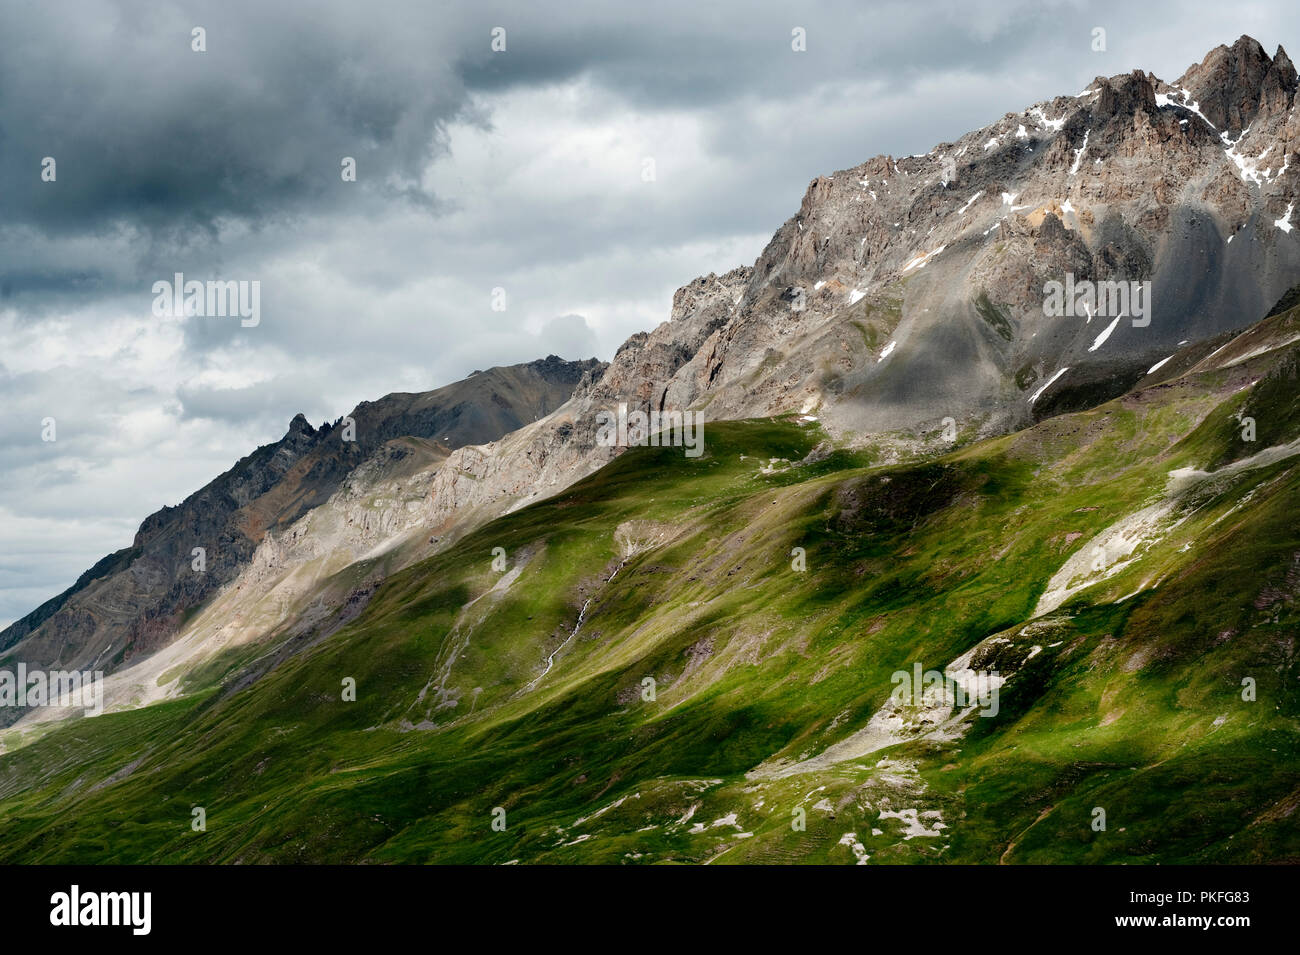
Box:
[12,36,1300,731]
[0,297,1296,863]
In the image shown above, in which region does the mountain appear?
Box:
[10,36,1300,728]
[1,37,1299,863]
[360,33,1300,537]
[87,32,1299,711]
[0,290,1297,862]
[0,356,603,718]
[678,36,1300,433]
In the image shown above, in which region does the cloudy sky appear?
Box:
[2,0,1298,627]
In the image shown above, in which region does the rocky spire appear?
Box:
[1175,35,1298,135]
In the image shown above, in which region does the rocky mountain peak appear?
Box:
[580,34,1300,441]
[1089,68,1158,120]
[1175,35,1298,134]
[287,411,314,434]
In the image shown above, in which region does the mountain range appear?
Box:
[1,36,1297,864]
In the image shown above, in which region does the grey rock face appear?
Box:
[650,38,1300,434]
[413,38,1300,556]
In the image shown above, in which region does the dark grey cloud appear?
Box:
[0,1,464,232]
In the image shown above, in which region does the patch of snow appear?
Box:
[848,289,865,305]
[1028,367,1070,405]
[957,191,984,214]
[900,245,946,274]
[1088,314,1122,352]
[1275,202,1294,233]
[1147,355,1174,374]
[1068,129,1090,175]
[1225,139,1265,185]
[1030,106,1065,132]
[1219,125,1279,187]
[1015,124,1028,139]
[878,340,897,362]
[1156,88,1217,131]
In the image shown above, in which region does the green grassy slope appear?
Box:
[1,312,1299,864]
